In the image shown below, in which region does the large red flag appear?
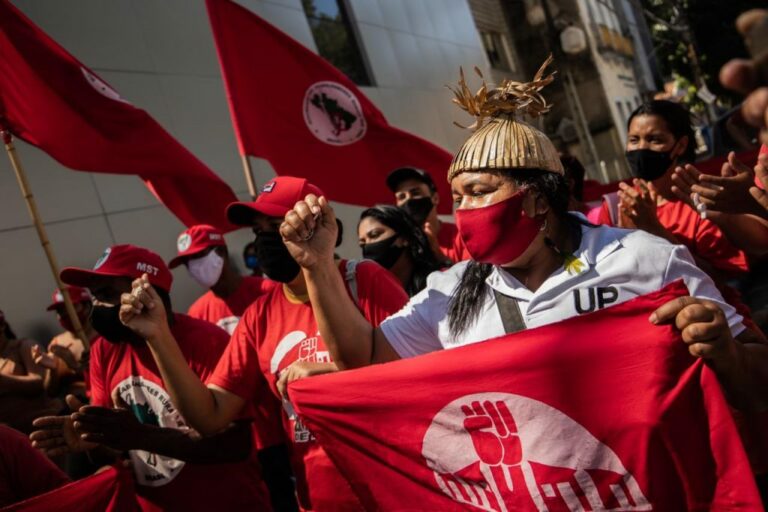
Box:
[2,466,138,512]
[0,0,237,231]
[206,0,454,213]
[290,281,763,511]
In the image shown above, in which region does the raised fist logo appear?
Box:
[462,400,522,467]
[422,393,652,512]
[298,338,317,361]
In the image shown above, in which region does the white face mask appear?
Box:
[187,250,224,288]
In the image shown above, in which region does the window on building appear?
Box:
[625,100,634,118]
[301,0,372,85]
[480,31,512,71]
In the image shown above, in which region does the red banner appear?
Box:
[206,0,453,213]
[290,281,762,511]
[2,467,138,512]
[0,0,237,231]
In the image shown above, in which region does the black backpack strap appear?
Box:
[492,289,526,334]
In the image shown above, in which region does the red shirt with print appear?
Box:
[89,314,272,512]
[207,260,408,511]
[437,221,471,263]
[187,276,275,334]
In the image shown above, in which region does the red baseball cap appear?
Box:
[61,244,173,293]
[226,176,324,226]
[168,224,226,269]
[46,286,92,311]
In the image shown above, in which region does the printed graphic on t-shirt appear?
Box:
[422,392,651,511]
[271,330,330,443]
[216,316,240,335]
[113,376,192,487]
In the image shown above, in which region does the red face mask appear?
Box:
[455,191,543,265]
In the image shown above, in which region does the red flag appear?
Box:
[2,466,139,512]
[206,0,454,213]
[0,0,237,231]
[290,281,762,511]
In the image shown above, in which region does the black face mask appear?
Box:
[91,305,144,345]
[625,149,674,181]
[255,232,301,283]
[401,197,433,226]
[362,236,405,269]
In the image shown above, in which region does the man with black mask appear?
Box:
[118,176,408,511]
[386,167,469,264]
[29,244,276,512]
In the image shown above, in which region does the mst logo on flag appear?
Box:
[303,81,366,145]
[423,393,650,511]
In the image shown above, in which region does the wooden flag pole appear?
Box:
[240,153,258,200]
[1,130,91,350]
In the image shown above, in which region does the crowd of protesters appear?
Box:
[2,8,768,511]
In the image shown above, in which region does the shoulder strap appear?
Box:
[492,289,526,334]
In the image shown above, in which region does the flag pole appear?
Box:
[240,153,258,199]
[1,129,91,350]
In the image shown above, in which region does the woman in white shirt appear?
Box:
[275,59,768,411]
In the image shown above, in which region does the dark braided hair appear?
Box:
[627,100,696,163]
[359,205,442,297]
[447,169,584,338]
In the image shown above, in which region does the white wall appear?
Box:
[1,0,488,342]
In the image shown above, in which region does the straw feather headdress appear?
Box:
[447,54,564,182]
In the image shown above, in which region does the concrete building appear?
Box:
[1,0,491,340]
[483,0,659,182]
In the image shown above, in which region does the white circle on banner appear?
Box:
[421,392,652,511]
[81,68,129,104]
[177,233,192,252]
[114,376,189,487]
[303,81,367,146]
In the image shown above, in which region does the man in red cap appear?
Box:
[169,224,274,334]
[118,176,409,511]
[29,244,273,512]
[33,287,95,399]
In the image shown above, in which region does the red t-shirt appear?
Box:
[207,260,408,511]
[598,197,748,275]
[0,425,69,507]
[437,221,471,263]
[187,276,275,334]
[89,314,271,512]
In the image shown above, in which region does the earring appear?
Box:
[540,218,548,233]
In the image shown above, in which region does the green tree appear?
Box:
[637,0,756,112]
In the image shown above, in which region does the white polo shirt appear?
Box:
[380,220,745,358]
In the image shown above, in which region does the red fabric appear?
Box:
[168,225,226,268]
[89,315,271,512]
[208,260,408,511]
[45,286,90,311]
[438,222,471,263]
[0,0,236,231]
[1,466,138,512]
[62,245,174,293]
[228,176,325,223]
[290,281,763,511]
[0,425,70,508]
[205,0,453,214]
[187,276,276,335]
